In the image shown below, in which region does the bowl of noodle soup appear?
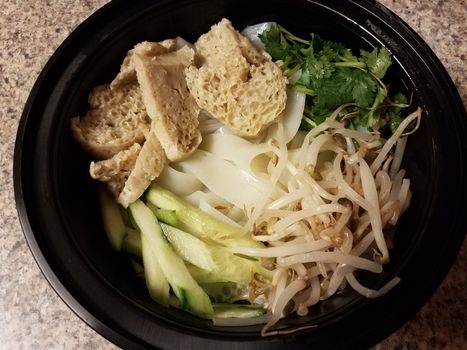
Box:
[14,0,467,349]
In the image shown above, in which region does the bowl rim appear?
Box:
[14,0,467,349]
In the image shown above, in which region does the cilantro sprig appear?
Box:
[259,24,408,132]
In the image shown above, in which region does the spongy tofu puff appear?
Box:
[134,46,202,162]
[185,18,287,137]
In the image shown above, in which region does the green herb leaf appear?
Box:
[388,92,408,133]
[348,69,378,107]
[260,24,402,133]
[259,24,288,61]
[302,52,335,81]
[360,47,392,79]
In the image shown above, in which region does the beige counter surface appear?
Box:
[1,1,466,349]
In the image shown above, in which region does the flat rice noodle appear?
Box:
[154,165,204,197]
[240,22,273,50]
[267,88,306,144]
[177,150,271,208]
[199,199,242,228]
[199,117,225,134]
[199,133,271,176]
[185,190,246,223]
[242,122,289,233]
[288,130,308,150]
[184,190,229,207]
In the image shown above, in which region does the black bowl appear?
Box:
[14,0,467,349]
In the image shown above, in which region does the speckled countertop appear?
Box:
[0,1,466,349]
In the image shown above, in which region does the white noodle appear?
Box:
[307,133,333,168]
[199,200,242,228]
[199,117,225,134]
[262,279,307,336]
[271,269,288,311]
[345,273,401,298]
[165,99,420,334]
[370,108,421,174]
[296,131,313,171]
[351,231,375,256]
[381,200,401,226]
[388,178,410,225]
[306,266,323,278]
[328,103,356,121]
[321,265,348,300]
[298,276,321,314]
[227,240,332,257]
[339,227,354,254]
[345,136,357,154]
[254,222,310,242]
[277,251,383,273]
[272,204,347,233]
[332,128,379,142]
[333,154,372,211]
[267,190,304,210]
[307,120,332,138]
[291,264,308,277]
[376,170,392,205]
[295,170,339,201]
[359,157,389,262]
[389,169,406,201]
[318,209,352,245]
[242,124,288,233]
[389,137,407,177]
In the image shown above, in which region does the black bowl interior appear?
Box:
[15,0,467,349]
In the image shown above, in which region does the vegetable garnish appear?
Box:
[259,24,409,132]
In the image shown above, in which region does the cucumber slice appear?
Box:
[201,282,250,303]
[149,203,179,227]
[122,227,142,256]
[160,223,216,272]
[97,185,126,251]
[141,233,170,306]
[155,208,178,226]
[189,245,273,284]
[167,297,264,320]
[146,184,263,248]
[212,304,265,318]
[118,205,133,228]
[130,258,144,276]
[129,200,213,316]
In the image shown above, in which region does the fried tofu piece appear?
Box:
[110,40,176,89]
[185,18,287,137]
[134,46,202,161]
[70,82,151,160]
[118,126,167,207]
[89,143,142,198]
